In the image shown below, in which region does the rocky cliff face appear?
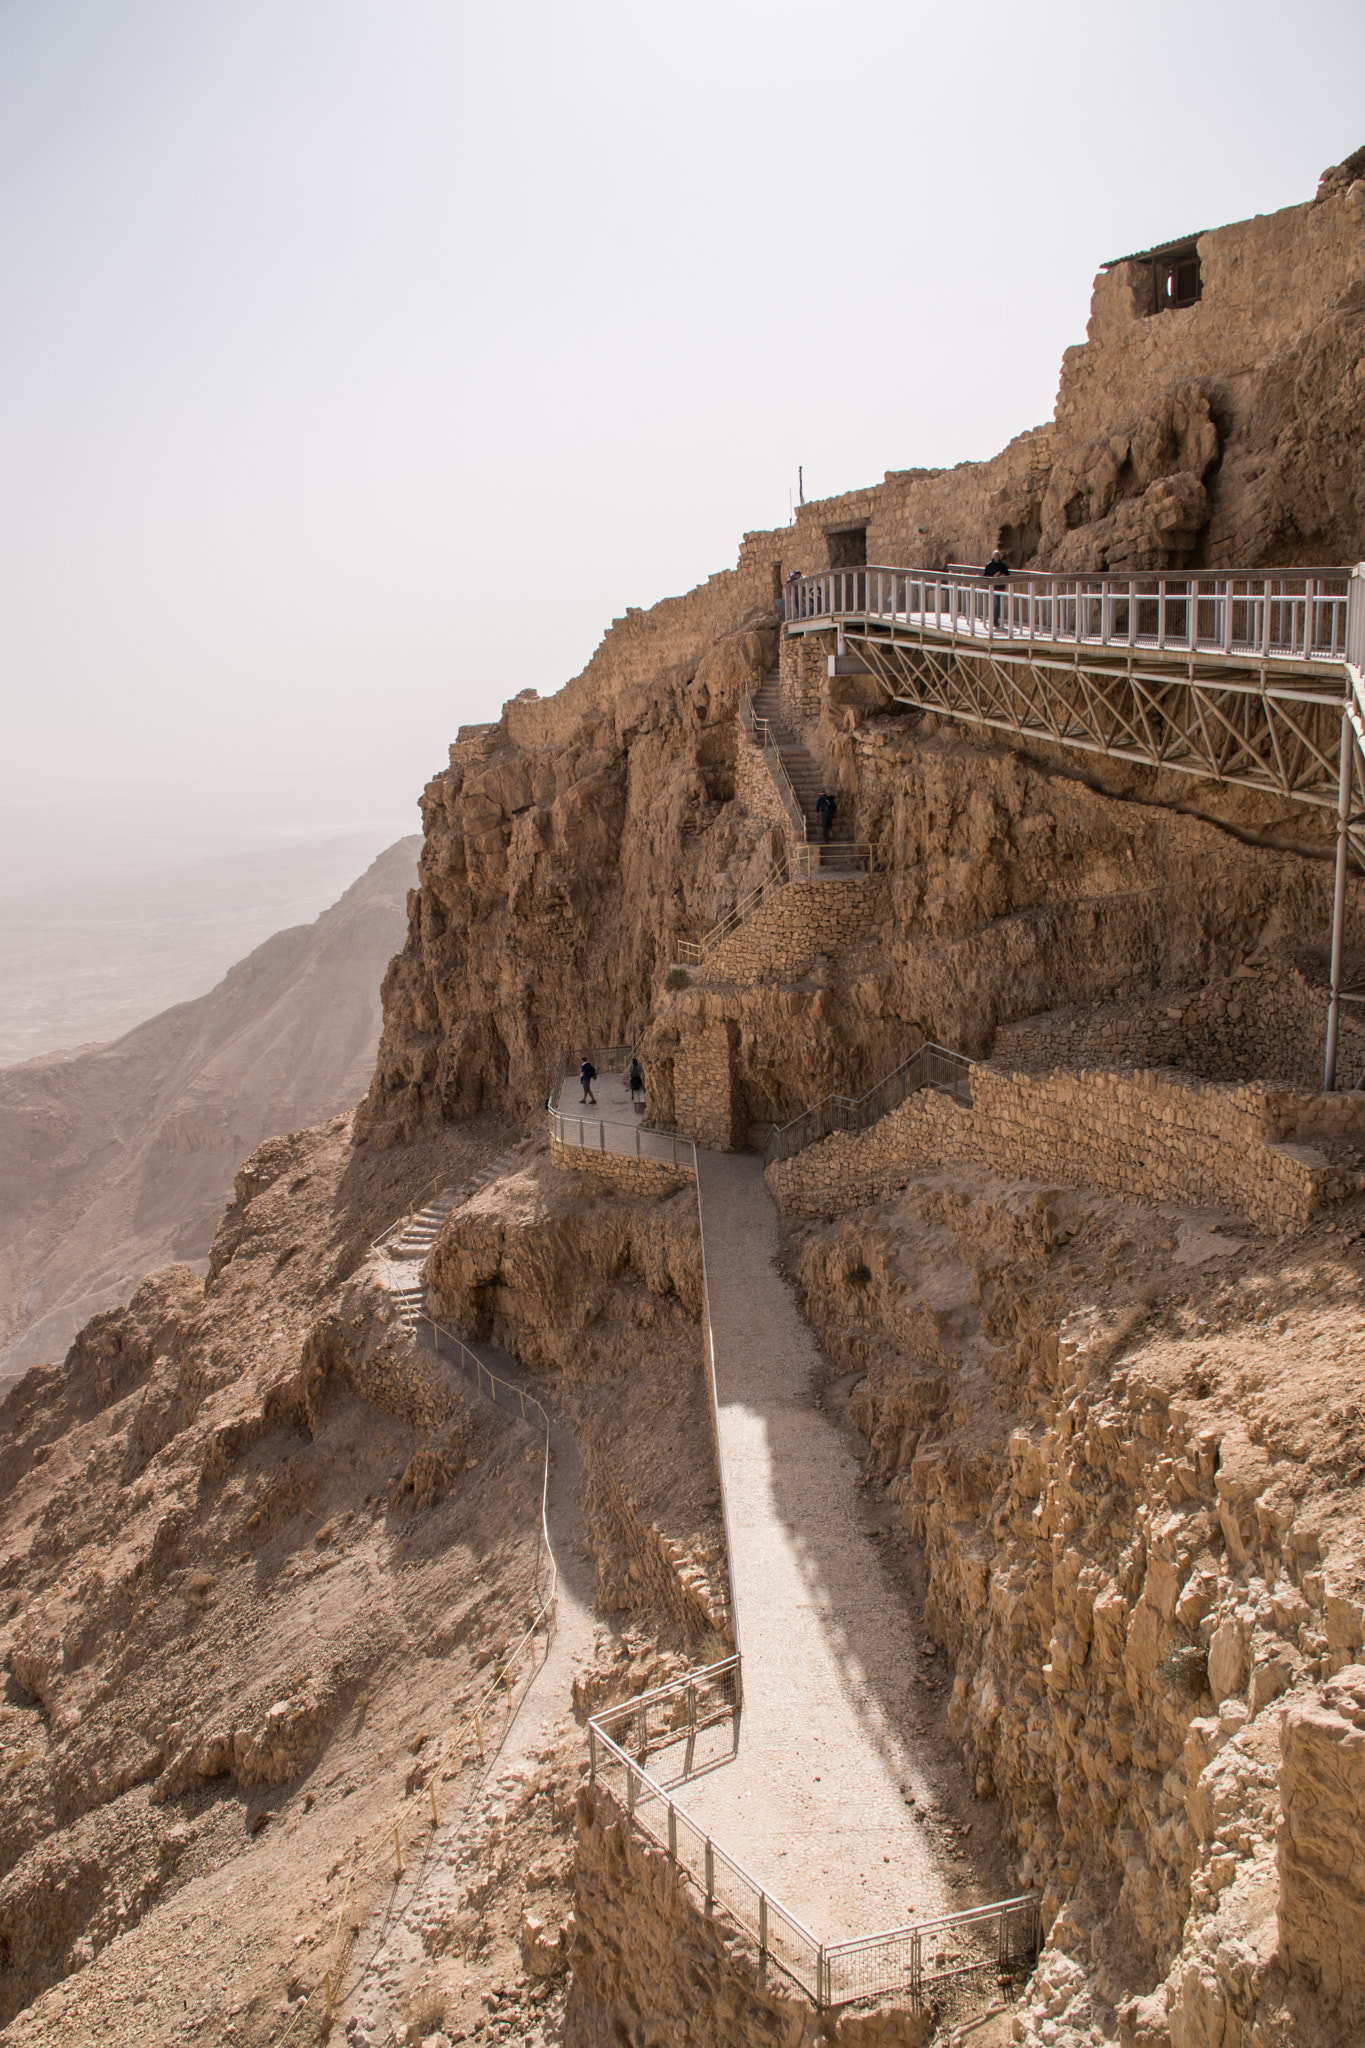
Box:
[361,155,1365,1155]
[788,1172,1365,2048]
[356,622,779,1143]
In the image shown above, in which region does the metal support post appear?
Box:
[667,1801,677,1862]
[705,1838,714,1909]
[1325,706,1354,1091]
[588,1722,596,1782]
[759,1892,768,1962]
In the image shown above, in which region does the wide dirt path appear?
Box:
[682,1150,956,1943]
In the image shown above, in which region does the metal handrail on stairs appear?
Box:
[763,1041,973,1169]
[675,852,790,967]
[740,692,811,845]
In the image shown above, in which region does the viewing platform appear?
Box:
[785,560,1365,1083]
[786,561,1363,674]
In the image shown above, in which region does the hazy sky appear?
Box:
[2,0,1360,880]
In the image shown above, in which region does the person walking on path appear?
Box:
[579,1058,597,1105]
[815,789,837,844]
[627,1055,645,1110]
[982,546,1009,626]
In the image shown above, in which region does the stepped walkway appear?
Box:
[751,669,862,870]
[676,675,874,969]
[681,1150,953,1941]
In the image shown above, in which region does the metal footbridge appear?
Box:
[787,562,1365,1087]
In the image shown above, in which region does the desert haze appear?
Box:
[0,838,418,1390]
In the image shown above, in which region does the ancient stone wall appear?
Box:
[694,877,884,986]
[582,1451,729,1640]
[778,629,827,727]
[767,1066,1365,1233]
[547,1136,694,1194]
[732,163,1365,577]
[735,726,797,842]
[1277,1665,1365,2031]
[568,1782,931,2048]
[673,1018,747,1152]
[993,958,1365,1094]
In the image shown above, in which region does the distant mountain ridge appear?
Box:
[0,837,419,1388]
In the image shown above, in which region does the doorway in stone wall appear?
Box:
[826,525,867,569]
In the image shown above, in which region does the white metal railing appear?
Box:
[1349,565,1365,674]
[549,1106,698,1171]
[789,564,1355,666]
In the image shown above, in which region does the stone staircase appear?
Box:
[750,671,861,869]
[385,1138,535,1327]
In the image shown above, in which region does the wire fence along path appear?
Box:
[540,1050,1041,2014]
[764,1041,974,1169]
[548,1045,697,1169]
[586,1667,1040,2012]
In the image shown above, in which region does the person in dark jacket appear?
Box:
[579,1059,597,1105]
[627,1056,644,1108]
[982,547,1009,626]
[815,790,837,844]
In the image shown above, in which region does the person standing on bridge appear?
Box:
[579,1058,597,1105]
[982,546,1010,626]
[815,789,837,844]
[627,1055,645,1109]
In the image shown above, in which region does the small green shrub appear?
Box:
[664,967,690,991]
[1159,1641,1209,1699]
[846,1264,872,1287]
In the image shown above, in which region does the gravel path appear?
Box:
[340,1337,598,2046]
[682,1150,956,1944]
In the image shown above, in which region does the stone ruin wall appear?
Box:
[736,160,1365,583]
[547,1137,695,1196]
[683,875,885,985]
[767,1065,1365,1235]
[359,151,1365,1158]
[581,1449,730,1644]
[994,958,1365,1097]
[568,1782,931,2048]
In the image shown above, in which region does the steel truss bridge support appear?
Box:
[787,562,1365,1091]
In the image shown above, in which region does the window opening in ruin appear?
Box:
[1102,234,1204,317]
[1155,247,1201,310]
[826,525,867,569]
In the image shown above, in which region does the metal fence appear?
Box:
[549,1107,697,1172]
[589,1655,742,1782]
[677,854,791,967]
[1350,565,1365,675]
[587,1686,1039,2012]
[789,563,1356,666]
[763,1041,974,1169]
[822,1895,1043,2008]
